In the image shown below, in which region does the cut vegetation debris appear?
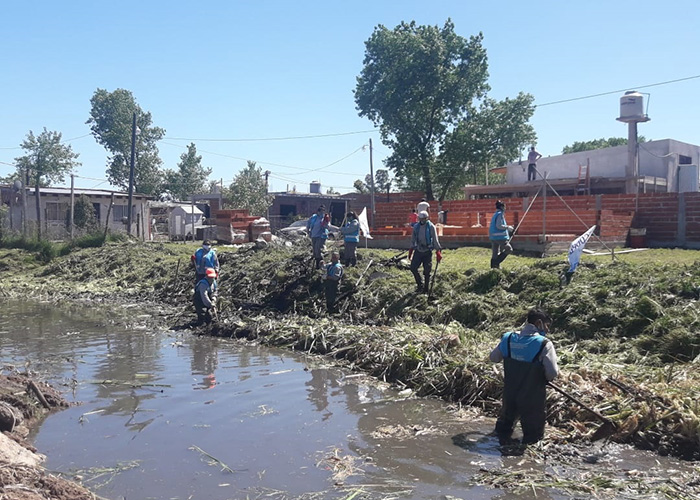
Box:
[0,239,698,461]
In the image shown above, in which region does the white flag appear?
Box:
[567,225,596,273]
[357,207,373,239]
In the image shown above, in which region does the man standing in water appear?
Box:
[409,210,441,293]
[193,267,218,326]
[489,307,559,445]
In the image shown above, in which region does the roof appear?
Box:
[171,205,203,215]
[8,185,151,199]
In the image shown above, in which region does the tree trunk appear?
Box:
[34,182,42,240]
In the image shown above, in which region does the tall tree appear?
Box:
[355,20,489,200]
[163,143,212,201]
[87,88,165,195]
[353,179,368,194]
[14,128,80,239]
[224,161,273,216]
[355,20,534,201]
[439,95,536,198]
[374,169,392,202]
[562,136,646,154]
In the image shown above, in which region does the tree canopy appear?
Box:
[562,136,647,154]
[87,88,165,195]
[355,19,535,200]
[163,143,212,201]
[14,128,80,239]
[224,161,273,216]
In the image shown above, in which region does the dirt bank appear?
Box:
[1,239,699,463]
[0,372,100,500]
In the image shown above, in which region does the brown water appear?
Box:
[1,300,697,500]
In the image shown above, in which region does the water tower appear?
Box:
[616,91,650,194]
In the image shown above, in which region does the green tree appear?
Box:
[224,161,273,216]
[163,143,212,201]
[66,194,98,233]
[440,95,536,197]
[353,179,368,194]
[14,128,80,239]
[562,136,646,154]
[87,88,165,195]
[354,20,489,200]
[374,169,392,202]
[355,20,534,201]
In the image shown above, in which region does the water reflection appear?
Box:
[2,299,695,500]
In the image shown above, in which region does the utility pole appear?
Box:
[126,112,137,236]
[369,139,375,229]
[70,174,75,240]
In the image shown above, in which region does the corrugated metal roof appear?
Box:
[14,186,151,199]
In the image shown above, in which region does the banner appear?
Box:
[567,225,596,273]
[357,207,373,239]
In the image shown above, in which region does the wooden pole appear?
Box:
[104,193,114,240]
[70,174,75,240]
[369,138,375,229]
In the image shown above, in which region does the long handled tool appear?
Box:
[547,381,617,441]
[428,259,440,299]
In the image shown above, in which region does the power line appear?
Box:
[536,74,700,107]
[164,129,378,142]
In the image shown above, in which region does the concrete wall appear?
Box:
[505,139,700,192]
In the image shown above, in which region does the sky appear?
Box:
[1,1,699,195]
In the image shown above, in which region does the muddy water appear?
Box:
[1,300,696,500]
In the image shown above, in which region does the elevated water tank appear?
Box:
[617,91,648,122]
[309,181,321,194]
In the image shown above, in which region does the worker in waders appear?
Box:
[489,308,559,445]
[193,267,218,326]
[408,210,442,294]
[340,211,360,267]
[489,200,513,269]
[192,239,220,283]
[323,251,343,313]
[307,205,330,269]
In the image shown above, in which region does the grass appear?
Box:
[0,239,698,460]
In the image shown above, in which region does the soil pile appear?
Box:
[0,372,98,500]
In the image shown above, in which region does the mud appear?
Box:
[0,372,98,500]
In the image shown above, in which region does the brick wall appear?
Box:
[370,192,700,248]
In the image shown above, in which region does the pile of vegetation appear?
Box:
[0,237,698,461]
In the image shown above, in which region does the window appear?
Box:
[46,202,68,222]
[112,205,134,222]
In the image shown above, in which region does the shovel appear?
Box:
[547,381,617,441]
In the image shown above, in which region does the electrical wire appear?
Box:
[163,129,378,142]
[536,74,700,107]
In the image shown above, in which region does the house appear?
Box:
[0,185,151,239]
[268,182,349,230]
[464,139,700,199]
[169,203,204,240]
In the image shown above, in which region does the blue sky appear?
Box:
[1,1,699,195]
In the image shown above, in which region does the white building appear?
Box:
[0,185,151,239]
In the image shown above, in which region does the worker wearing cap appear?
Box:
[307,205,330,269]
[408,210,442,293]
[193,267,218,326]
[340,211,360,267]
[489,200,514,269]
[323,251,344,313]
[192,239,220,283]
[489,307,559,445]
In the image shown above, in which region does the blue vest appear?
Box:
[326,261,343,280]
[343,220,360,243]
[489,210,509,241]
[195,248,217,273]
[412,222,433,248]
[307,214,328,239]
[499,332,547,363]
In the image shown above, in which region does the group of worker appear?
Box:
[188,197,557,447]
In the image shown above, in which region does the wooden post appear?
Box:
[104,193,114,240]
[70,174,75,240]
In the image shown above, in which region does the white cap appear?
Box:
[418,210,429,219]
